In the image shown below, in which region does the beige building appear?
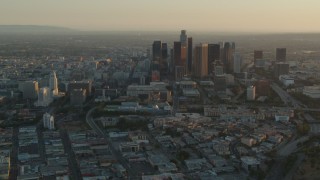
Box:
[193,43,208,78]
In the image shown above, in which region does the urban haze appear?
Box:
[1,1,320,180]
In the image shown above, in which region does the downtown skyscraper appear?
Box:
[187,37,193,73]
[152,41,169,81]
[172,41,186,80]
[222,42,235,73]
[193,43,208,78]
[208,43,220,74]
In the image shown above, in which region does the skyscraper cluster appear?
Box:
[34,70,60,107]
[151,30,240,81]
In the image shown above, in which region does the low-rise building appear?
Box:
[126,82,169,102]
[241,137,257,147]
[119,142,140,153]
[70,88,86,105]
[128,131,149,144]
[184,158,212,171]
[148,154,177,172]
[303,85,320,98]
[241,156,260,172]
[142,173,185,180]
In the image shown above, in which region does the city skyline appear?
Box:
[1,1,320,178]
[1,0,320,33]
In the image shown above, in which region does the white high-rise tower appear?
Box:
[49,71,59,96]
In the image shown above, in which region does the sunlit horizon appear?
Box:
[1,0,320,33]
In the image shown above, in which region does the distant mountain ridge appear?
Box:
[0,25,76,34]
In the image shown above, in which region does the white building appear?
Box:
[233,53,242,73]
[49,71,59,96]
[279,75,294,87]
[43,113,55,130]
[303,86,320,98]
[247,86,256,101]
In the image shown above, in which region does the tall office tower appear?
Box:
[276,48,286,62]
[173,41,187,80]
[193,43,209,78]
[160,42,168,77]
[161,43,168,59]
[49,70,59,96]
[173,41,182,66]
[222,42,235,73]
[181,45,187,68]
[208,44,221,74]
[180,30,187,45]
[254,50,263,65]
[170,48,174,74]
[219,42,224,66]
[180,30,188,75]
[274,63,289,78]
[174,41,187,67]
[187,37,193,73]
[152,41,162,71]
[233,52,242,73]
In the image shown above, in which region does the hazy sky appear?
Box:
[1,0,320,32]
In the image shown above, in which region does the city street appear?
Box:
[86,107,139,179]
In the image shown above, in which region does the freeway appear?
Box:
[284,153,305,180]
[271,82,304,108]
[266,82,319,179]
[271,82,320,134]
[265,135,309,180]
